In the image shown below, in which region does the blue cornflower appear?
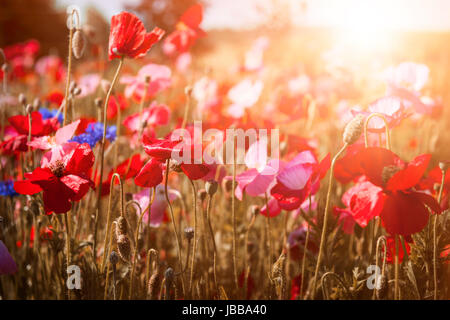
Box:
[0,180,18,197]
[38,107,64,124]
[70,122,117,148]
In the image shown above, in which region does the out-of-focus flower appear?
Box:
[242,36,269,72]
[123,102,171,134]
[38,107,63,124]
[227,79,263,118]
[0,180,18,197]
[108,11,164,60]
[163,4,205,56]
[383,62,429,92]
[107,93,128,120]
[0,39,40,80]
[383,235,412,264]
[120,64,171,102]
[35,55,65,83]
[133,185,178,227]
[14,143,95,214]
[0,240,17,275]
[76,73,101,98]
[70,122,116,148]
[192,76,219,113]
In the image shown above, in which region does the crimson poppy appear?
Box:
[108,11,165,60]
[344,147,441,236]
[14,143,95,214]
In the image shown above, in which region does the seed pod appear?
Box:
[1,63,10,73]
[205,180,218,196]
[343,114,365,145]
[144,75,151,83]
[72,29,86,59]
[116,216,128,237]
[147,263,162,300]
[116,234,131,262]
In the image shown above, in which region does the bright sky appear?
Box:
[56,0,450,31]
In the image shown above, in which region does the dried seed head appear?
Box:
[94,97,103,108]
[109,250,119,265]
[223,179,233,193]
[439,161,449,172]
[116,216,128,237]
[72,29,86,59]
[205,180,218,196]
[116,234,131,262]
[382,165,401,185]
[18,93,27,105]
[25,104,34,114]
[343,114,365,145]
[184,227,194,241]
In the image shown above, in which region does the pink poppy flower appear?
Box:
[28,120,80,167]
[120,63,171,102]
[123,102,171,134]
[35,55,66,83]
[0,240,17,275]
[133,185,178,227]
[76,73,101,98]
[383,62,429,92]
[192,76,219,113]
[227,79,263,118]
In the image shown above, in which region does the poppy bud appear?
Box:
[439,161,449,172]
[101,79,111,94]
[184,86,193,96]
[109,250,119,265]
[117,234,131,262]
[94,98,103,108]
[18,93,27,105]
[343,114,365,145]
[164,267,174,283]
[222,179,233,194]
[147,265,162,300]
[144,75,151,83]
[72,29,86,59]
[69,81,77,93]
[1,63,10,73]
[205,180,218,196]
[25,104,34,114]
[72,87,82,96]
[169,160,182,173]
[198,189,207,202]
[250,205,260,216]
[33,98,40,109]
[184,227,194,241]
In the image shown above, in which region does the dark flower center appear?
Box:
[49,160,65,177]
[382,165,401,185]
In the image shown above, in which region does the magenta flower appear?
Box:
[0,240,17,275]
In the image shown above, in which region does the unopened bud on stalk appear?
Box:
[25,104,34,114]
[198,189,207,202]
[72,29,86,59]
[33,98,40,109]
[72,87,82,96]
[69,81,77,93]
[250,205,260,216]
[205,180,218,196]
[164,267,174,283]
[18,93,27,106]
[109,250,119,265]
[184,227,194,241]
[1,63,10,73]
[184,85,192,96]
[101,79,111,94]
[439,161,449,172]
[116,216,128,237]
[343,114,365,145]
[144,75,151,83]
[94,97,103,108]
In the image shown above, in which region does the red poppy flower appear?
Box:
[271,151,330,211]
[163,4,205,56]
[108,11,165,60]
[1,111,58,154]
[101,154,145,196]
[383,236,412,264]
[333,143,365,184]
[14,143,95,214]
[349,147,441,235]
[107,93,129,120]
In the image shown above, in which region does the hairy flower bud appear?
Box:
[18,93,27,106]
[25,104,34,114]
[117,234,131,262]
[116,216,128,237]
[343,114,365,145]
[72,29,86,59]
[184,227,194,241]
